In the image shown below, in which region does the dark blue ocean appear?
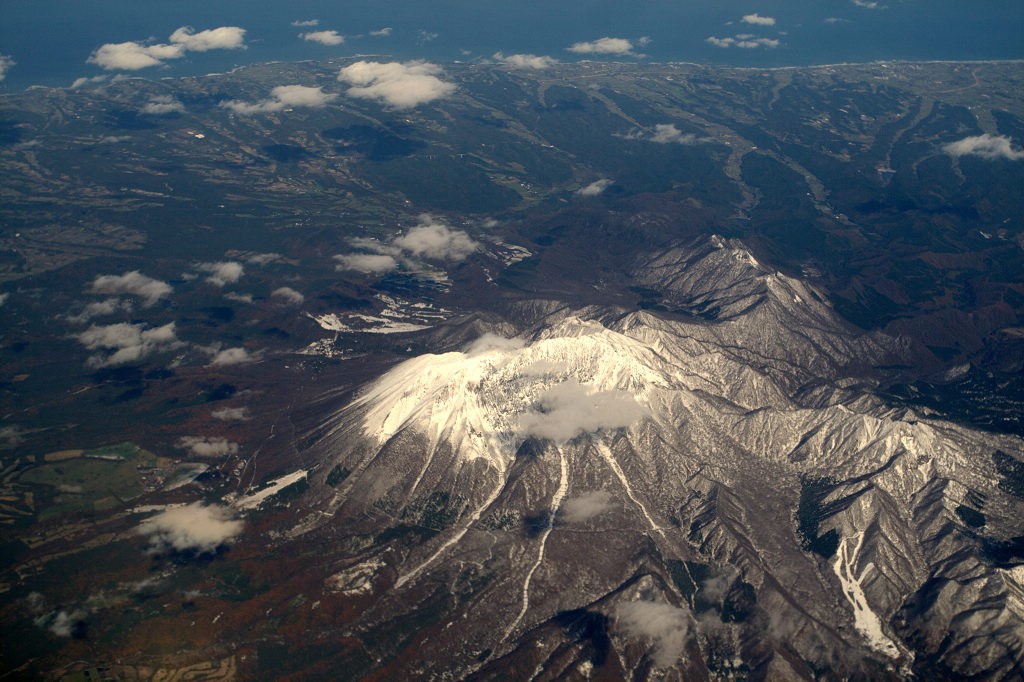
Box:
[1,0,1022,91]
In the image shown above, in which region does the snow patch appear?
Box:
[233,470,307,510]
[833,531,901,658]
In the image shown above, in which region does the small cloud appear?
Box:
[87,41,184,71]
[245,252,282,265]
[300,30,344,46]
[98,135,131,145]
[417,30,439,44]
[943,134,1024,161]
[211,407,250,421]
[824,17,850,24]
[90,270,172,303]
[567,37,635,56]
[76,322,181,367]
[519,378,645,442]
[0,55,15,82]
[271,286,305,304]
[850,0,883,7]
[194,261,243,287]
[177,436,239,458]
[67,298,131,324]
[47,610,87,638]
[221,84,337,115]
[137,502,243,554]
[370,27,392,37]
[616,601,690,668]
[741,13,776,26]
[168,26,246,52]
[292,19,319,27]
[141,95,185,115]
[209,347,255,366]
[338,60,455,109]
[626,123,713,145]
[706,35,779,49]
[466,333,524,356]
[577,178,613,197]
[334,253,399,273]
[0,293,8,307]
[224,292,253,304]
[562,491,614,523]
[393,215,479,261]
[494,52,557,69]
[71,75,109,89]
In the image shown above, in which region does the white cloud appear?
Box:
[292,19,319,27]
[494,52,557,69]
[706,35,780,49]
[335,253,399,273]
[393,215,479,260]
[616,601,690,668]
[851,0,882,7]
[211,406,250,421]
[338,60,456,109]
[137,502,243,554]
[567,37,635,56]
[142,95,185,115]
[168,26,246,52]
[417,30,439,44]
[224,292,253,304]
[519,379,645,442]
[88,41,185,71]
[245,252,282,265]
[210,347,256,366]
[943,134,1024,161]
[71,75,109,89]
[301,30,344,46]
[370,27,392,37]
[77,322,181,367]
[824,17,850,24]
[577,178,613,197]
[67,298,131,324]
[47,610,86,637]
[177,436,239,458]
[221,84,337,115]
[0,292,9,306]
[271,286,305,304]
[87,26,245,71]
[0,55,15,82]
[466,333,525,357]
[194,261,244,287]
[741,13,776,26]
[626,123,713,145]
[90,271,171,306]
[562,491,614,523]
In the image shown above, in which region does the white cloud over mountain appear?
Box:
[338,61,456,109]
[221,85,337,115]
[194,261,244,286]
[76,322,181,367]
[90,270,171,305]
[137,502,243,554]
[141,95,185,115]
[494,53,557,69]
[518,378,645,442]
[943,134,1024,161]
